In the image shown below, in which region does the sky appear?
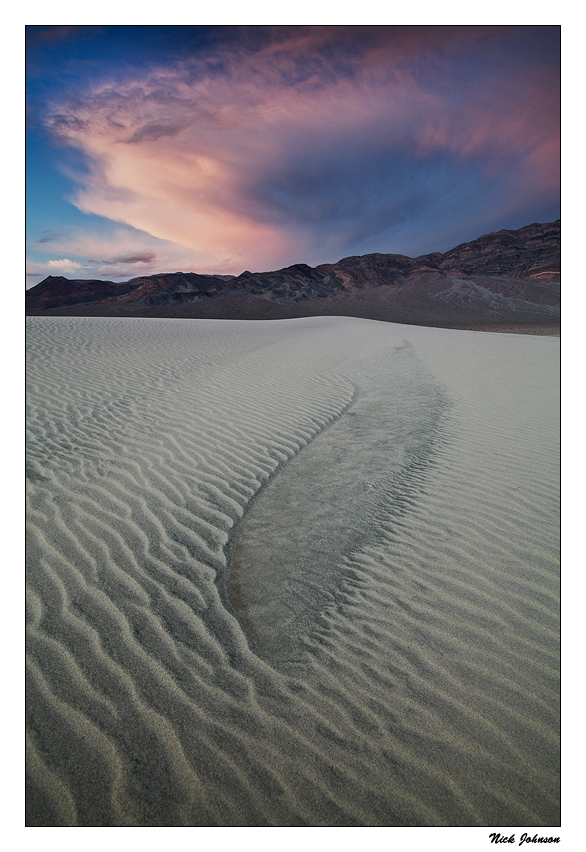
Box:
[25,24,560,287]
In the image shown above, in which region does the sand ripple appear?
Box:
[26,317,559,826]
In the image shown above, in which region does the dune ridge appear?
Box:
[26,316,559,826]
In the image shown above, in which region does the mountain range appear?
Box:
[26,221,560,331]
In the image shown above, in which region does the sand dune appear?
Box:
[26,316,559,826]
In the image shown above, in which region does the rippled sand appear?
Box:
[26,316,559,826]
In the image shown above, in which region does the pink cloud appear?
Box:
[43,27,559,273]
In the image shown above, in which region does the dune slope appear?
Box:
[26,316,559,826]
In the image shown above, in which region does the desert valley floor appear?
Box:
[25,316,560,827]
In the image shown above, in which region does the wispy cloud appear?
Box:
[32,231,63,245]
[90,250,157,265]
[38,26,560,274]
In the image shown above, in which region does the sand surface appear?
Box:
[26,316,559,826]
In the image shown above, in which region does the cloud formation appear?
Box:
[33,231,63,245]
[26,258,84,277]
[92,250,158,266]
[35,26,560,276]
[25,224,200,286]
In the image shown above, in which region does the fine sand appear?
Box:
[26,315,560,826]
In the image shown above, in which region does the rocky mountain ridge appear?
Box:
[26,221,560,330]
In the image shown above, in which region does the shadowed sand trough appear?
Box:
[26,316,559,826]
